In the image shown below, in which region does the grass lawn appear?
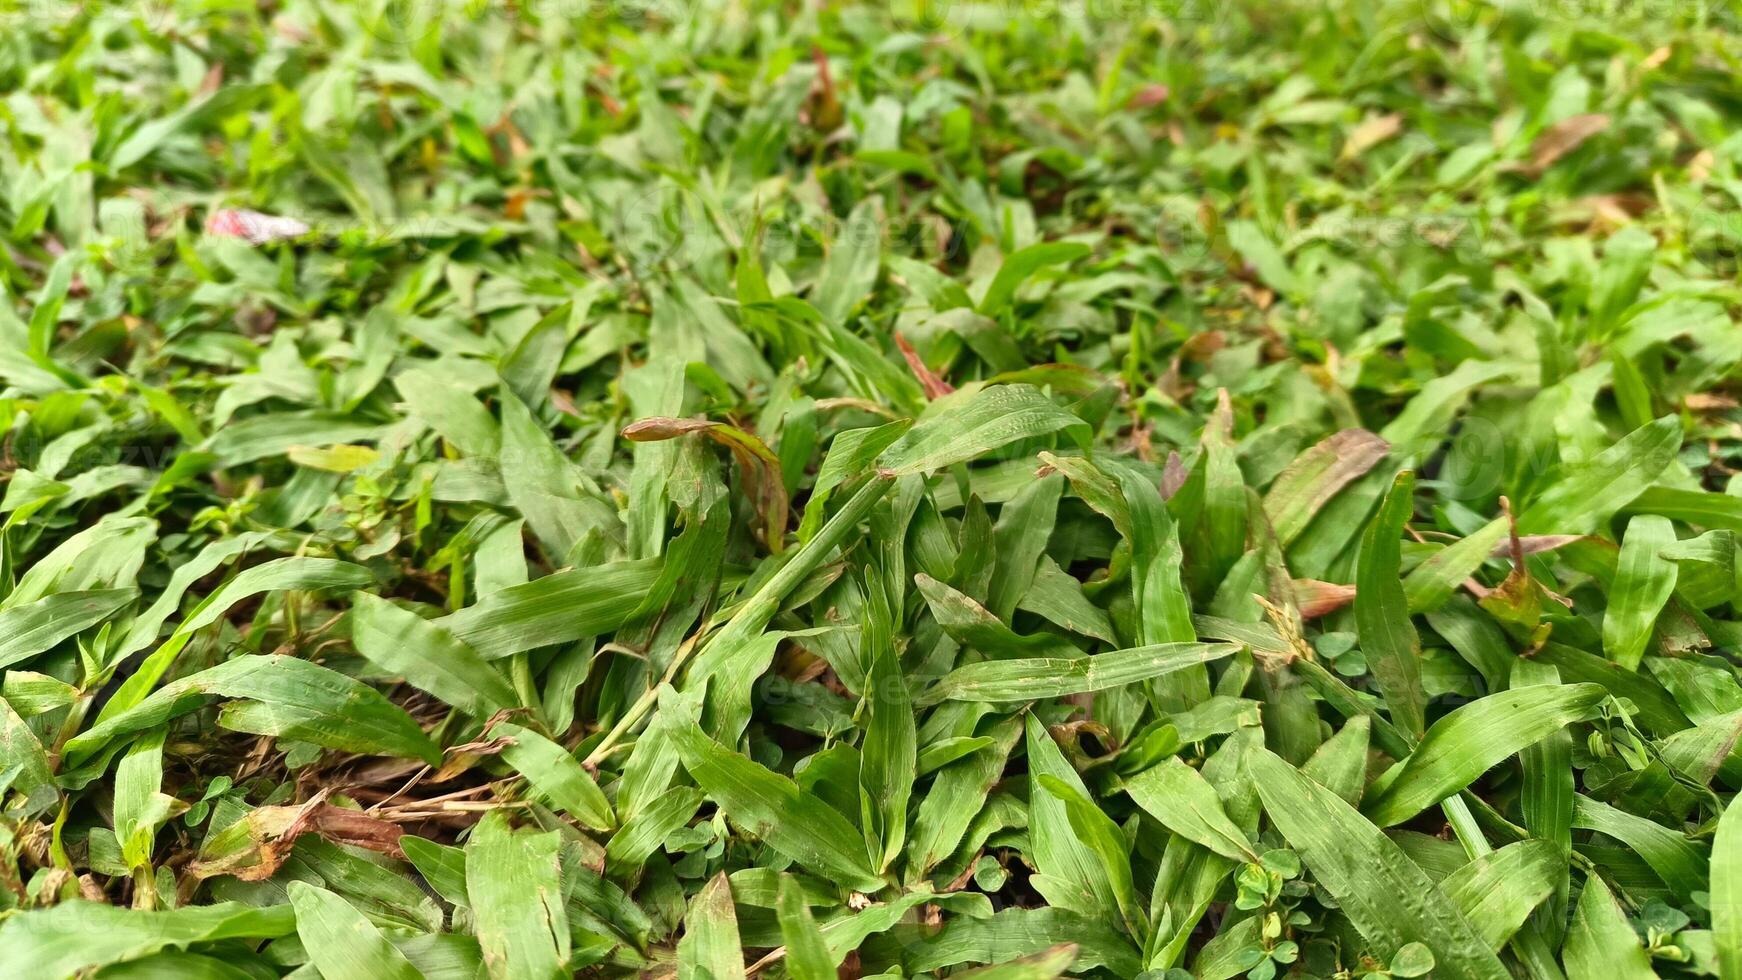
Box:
[0,0,1740,977]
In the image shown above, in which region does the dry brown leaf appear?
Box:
[1341,113,1403,161]
[1129,84,1170,109]
[1160,451,1190,500]
[1262,428,1391,544]
[1689,149,1715,183]
[204,209,310,244]
[622,416,789,551]
[1294,578,1357,618]
[894,332,955,400]
[191,794,405,881]
[1527,113,1609,173]
[1490,535,1583,558]
[1685,392,1738,411]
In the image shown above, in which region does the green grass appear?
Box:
[0,0,1741,976]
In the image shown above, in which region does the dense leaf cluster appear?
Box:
[0,1,1740,978]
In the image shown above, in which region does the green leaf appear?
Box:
[467,811,570,980]
[83,948,283,978]
[907,718,1021,877]
[3,515,154,610]
[436,558,665,659]
[976,241,1091,316]
[1624,485,1742,532]
[1590,225,1657,333]
[1145,729,1260,968]
[500,306,569,410]
[914,573,1076,659]
[1248,747,1509,980]
[797,422,910,542]
[813,196,884,326]
[1116,465,1195,651]
[1123,757,1259,862]
[287,881,422,980]
[0,588,135,671]
[1362,684,1606,827]
[492,721,615,830]
[916,642,1237,706]
[1535,642,1690,737]
[1019,556,1118,644]
[1403,517,1508,614]
[396,367,500,457]
[1038,774,1144,938]
[110,84,265,169]
[1389,942,1436,978]
[349,592,519,719]
[1287,657,1412,760]
[988,473,1064,622]
[499,391,610,562]
[1301,715,1371,806]
[949,944,1079,979]
[1439,840,1561,950]
[1562,874,1656,980]
[1356,470,1428,740]
[402,836,470,909]
[1602,515,1678,670]
[0,902,294,978]
[1517,416,1682,535]
[672,722,884,893]
[0,695,56,815]
[1191,915,1264,980]
[875,384,1088,477]
[896,907,1141,976]
[66,655,440,769]
[678,872,746,980]
[1662,529,1736,609]
[1715,796,1742,980]
[1573,794,1708,904]
[204,411,386,467]
[859,558,916,873]
[1024,714,1123,922]
[1512,660,1575,898]
[114,730,171,873]
[1198,392,1248,585]
[604,785,702,879]
[100,557,374,726]
[813,888,951,960]
[1379,360,1512,454]
[110,532,279,661]
[777,875,836,980]
[1226,219,1298,296]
